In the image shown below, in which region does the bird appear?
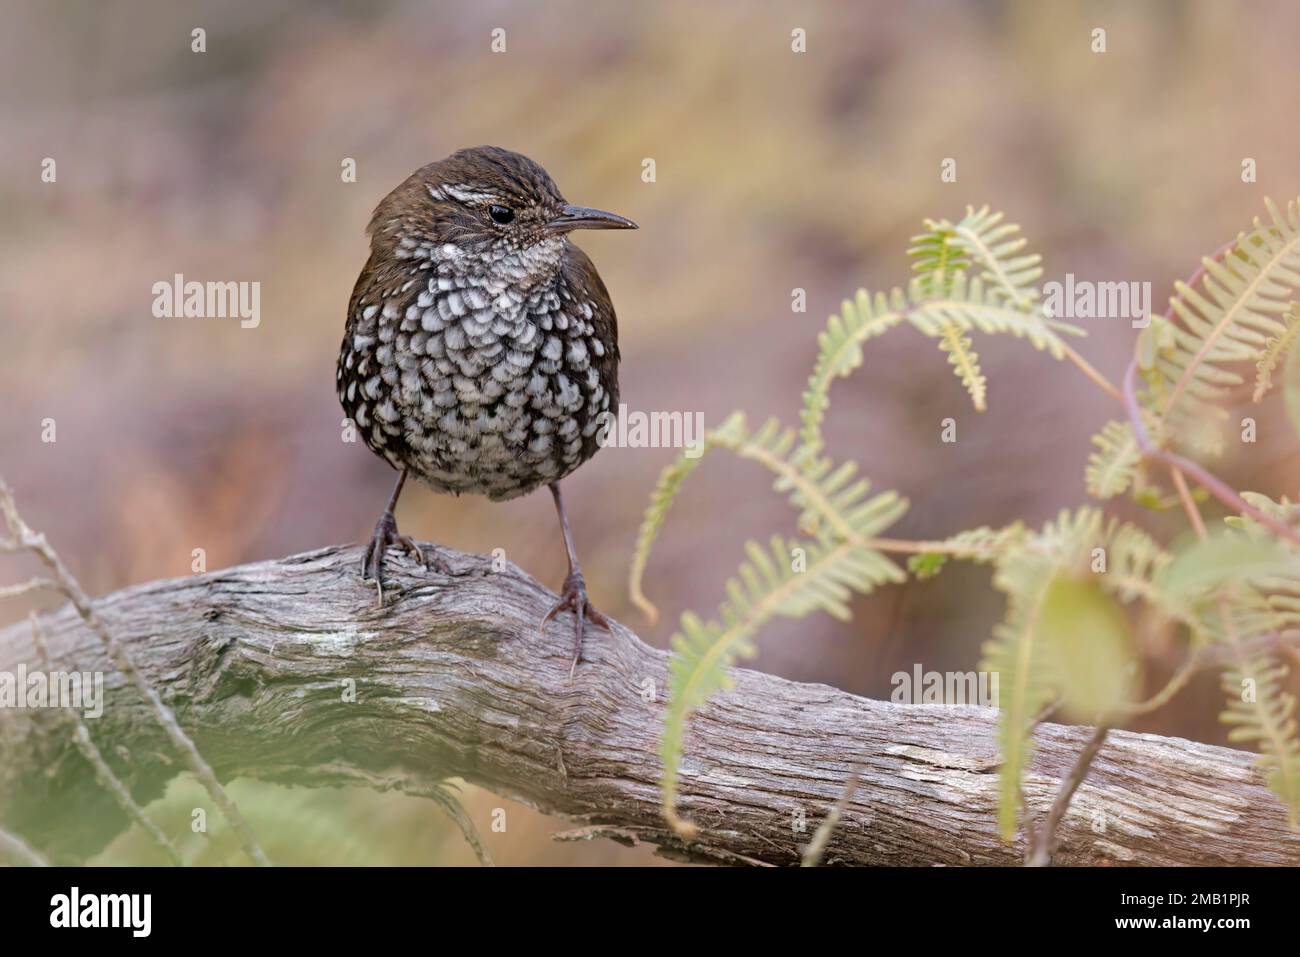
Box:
[337,146,636,674]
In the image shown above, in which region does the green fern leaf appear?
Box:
[938,320,987,411]
[1220,651,1300,828]
[1100,521,1171,606]
[905,272,1081,358]
[1039,577,1137,723]
[1225,493,1300,636]
[1253,301,1300,402]
[628,413,744,622]
[943,205,1043,310]
[905,524,1027,579]
[1150,198,1300,450]
[1287,318,1300,440]
[907,552,948,579]
[908,221,969,295]
[799,289,908,454]
[1085,420,1142,499]
[1229,491,1300,537]
[661,535,905,834]
[981,508,1111,840]
[1158,533,1297,608]
[799,239,1078,451]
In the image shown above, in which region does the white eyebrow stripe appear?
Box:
[442,184,497,204]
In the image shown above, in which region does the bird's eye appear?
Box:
[488,204,515,225]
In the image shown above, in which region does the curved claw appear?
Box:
[542,569,609,677]
[362,512,433,606]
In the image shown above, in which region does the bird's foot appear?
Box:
[360,512,449,606]
[542,568,609,678]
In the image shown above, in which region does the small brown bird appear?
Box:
[337,146,636,672]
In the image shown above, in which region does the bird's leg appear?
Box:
[361,470,446,605]
[541,481,609,676]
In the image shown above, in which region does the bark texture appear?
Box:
[1,543,1296,865]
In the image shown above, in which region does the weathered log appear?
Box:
[0,543,1295,865]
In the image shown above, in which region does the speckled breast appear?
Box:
[337,243,614,501]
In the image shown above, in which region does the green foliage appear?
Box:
[1254,301,1300,402]
[904,272,1080,353]
[908,220,967,295]
[1221,652,1300,828]
[630,411,911,831]
[938,320,986,411]
[1100,521,1172,605]
[629,419,732,622]
[661,534,904,833]
[1139,198,1300,455]
[1225,492,1300,638]
[634,201,1300,843]
[915,205,1043,309]
[1039,577,1137,724]
[799,289,908,454]
[1228,490,1300,534]
[629,411,909,628]
[1157,533,1297,609]
[1085,419,1142,499]
[1090,199,1300,497]
[908,552,948,579]
[799,271,1082,455]
[94,777,446,866]
[981,508,1115,839]
[1286,315,1300,439]
[906,525,1027,579]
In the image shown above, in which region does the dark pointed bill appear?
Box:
[547,204,638,234]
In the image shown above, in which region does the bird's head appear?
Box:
[369,146,636,285]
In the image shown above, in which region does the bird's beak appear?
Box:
[547,204,638,235]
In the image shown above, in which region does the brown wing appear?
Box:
[563,243,620,412]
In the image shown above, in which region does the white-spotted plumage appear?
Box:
[338,232,616,501]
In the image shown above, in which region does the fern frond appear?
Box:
[768,446,910,543]
[1136,315,1179,371]
[1228,491,1300,539]
[1225,492,1300,635]
[1150,198,1300,448]
[905,524,1027,578]
[908,221,968,295]
[1220,650,1300,827]
[941,205,1043,310]
[691,414,911,542]
[799,247,1078,451]
[1254,301,1300,402]
[628,413,745,623]
[799,289,909,454]
[1158,533,1299,610]
[938,320,987,411]
[981,508,1113,840]
[1085,419,1142,499]
[661,535,905,834]
[1100,521,1171,606]
[905,272,1081,358]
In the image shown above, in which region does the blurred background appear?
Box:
[3,0,1300,864]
